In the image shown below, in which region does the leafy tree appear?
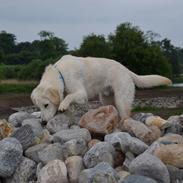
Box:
[108,23,171,77]
[38,31,54,40]
[38,31,68,59]
[160,39,180,77]
[0,31,16,54]
[77,33,112,58]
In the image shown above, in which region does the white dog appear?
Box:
[31,55,172,122]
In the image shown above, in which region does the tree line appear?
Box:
[0,23,183,80]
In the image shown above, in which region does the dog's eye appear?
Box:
[44,104,49,108]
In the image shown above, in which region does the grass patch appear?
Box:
[172,76,183,83]
[133,106,183,119]
[0,83,37,94]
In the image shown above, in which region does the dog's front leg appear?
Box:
[58,89,87,112]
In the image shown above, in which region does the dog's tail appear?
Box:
[129,71,172,88]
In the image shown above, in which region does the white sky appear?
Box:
[0,0,182,49]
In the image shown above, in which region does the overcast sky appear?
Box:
[0,0,182,49]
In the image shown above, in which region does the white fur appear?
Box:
[31,55,172,121]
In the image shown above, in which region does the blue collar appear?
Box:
[54,65,66,87]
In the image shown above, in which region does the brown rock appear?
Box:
[121,118,158,144]
[154,144,183,168]
[145,116,169,129]
[149,126,161,140]
[88,139,101,149]
[37,159,68,183]
[114,151,125,168]
[0,119,14,139]
[79,105,119,135]
[65,156,84,183]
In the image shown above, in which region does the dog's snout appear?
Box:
[41,119,47,125]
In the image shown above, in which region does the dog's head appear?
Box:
[31,84,61,122]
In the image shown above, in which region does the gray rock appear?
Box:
[120,175,158,183]
[37,143,63,164]
[65,156,84,183]
[70,125,81,129]
[62,138,87,159]
[166,116,183,135]
[0,137,23,177]
[22,118,43,137]
[37,159,68,183]
[132,113,153,123]
[105,132,148,155]
[53,128,91,144]
[123,151,135,169]
[129,153,170,183]
[25,143,63,164]
[83,142,115,168]
[79,162,119,183]
[8,112,32,127]
[165,123,183,135]
[25,143,48,163]
[46,113,72,134]
[11,124,35,150]
[167,165,183,183]
[4,157,36,183]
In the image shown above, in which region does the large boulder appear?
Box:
[4,157,36,183]
[37,159,68,183]
[46,113,72,134]
[62,138,87,159]
[83,142,115,168]
[65,156,84,183]
[8,112,32,127]
[25,143,63,164]
[105,132,148,155]
[120,175,158,183]
[79,162,119,183]
[120,118,160,144]
[22,118,43,137]
[11,124,35,150]
[153,144,183,168]
[79,105,119,135]
[129,153,170,183]
[0,137,23,177]
[53,128,91,144]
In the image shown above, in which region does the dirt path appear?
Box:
[1,87,183,119]
[0,94,33,119]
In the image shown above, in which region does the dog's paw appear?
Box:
[58,102,69,112]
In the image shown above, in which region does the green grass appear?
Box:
[0,83,37,94]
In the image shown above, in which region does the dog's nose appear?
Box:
[41,120,47,125]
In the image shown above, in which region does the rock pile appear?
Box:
[134,96,183,109]
[0,104,183,183]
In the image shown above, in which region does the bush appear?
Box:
[0,64,22,79]
[17,58,57,80]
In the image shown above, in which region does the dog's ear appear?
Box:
[45,64,53,72]
[31,88,37,105]
[46,88,60,105]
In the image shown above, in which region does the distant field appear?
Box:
[0,79,38,84]
[0,80,38,94]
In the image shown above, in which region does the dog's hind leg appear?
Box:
[113,79,135,121]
